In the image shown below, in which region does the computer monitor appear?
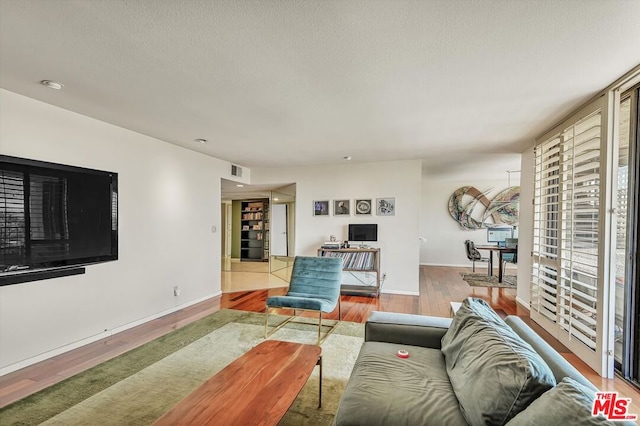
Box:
[348,224,378,242]
[487,226,513,245]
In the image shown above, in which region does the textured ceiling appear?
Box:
[1,0,639,170]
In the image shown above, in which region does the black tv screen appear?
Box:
[348,224,378,242]
[0,155,118,272]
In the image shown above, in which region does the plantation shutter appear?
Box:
[558,110,602,352]
[532,134,561,323]
[531,97,610,375]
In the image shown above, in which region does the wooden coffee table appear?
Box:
[154,340,322,426]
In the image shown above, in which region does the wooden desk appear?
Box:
[475,245,517,283]
[154,340,322,426]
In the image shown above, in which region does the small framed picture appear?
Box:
[376,197,395,216]
[333,199,350,216]
[313,200,329,216]
[354,199,372,215]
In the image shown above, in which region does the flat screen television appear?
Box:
[348,224,378,242]
[0,155,118,273]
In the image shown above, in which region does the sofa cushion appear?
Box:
[441,298,556,426]
[334,341,467,426]
[506,377,636,426]
[504,316,599,390]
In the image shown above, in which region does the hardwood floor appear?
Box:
[1,265,639,416]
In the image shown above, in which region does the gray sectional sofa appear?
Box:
[334,298,633,426]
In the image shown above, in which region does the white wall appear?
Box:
[517,147,535,308]
[252,160,422,295]
[0,90,532,372]
[0,90,242,373]
[420,155,522,266]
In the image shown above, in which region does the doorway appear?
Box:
[271,204,288,256]
[220,179,296,291]
[269,185,296,282]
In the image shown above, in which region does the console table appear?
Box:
[317,247,381,297]
[154,340,322,425]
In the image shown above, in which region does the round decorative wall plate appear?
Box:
[356,200,371,214]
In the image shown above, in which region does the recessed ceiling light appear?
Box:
[274,198,279,201]
[194,138,207,144]
[236,184,244,187]
[41,80,64,90]
[343,156,352,160]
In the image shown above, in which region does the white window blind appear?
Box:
[532,135,561,323]
[532,102,605,371]
[558,110,602,351]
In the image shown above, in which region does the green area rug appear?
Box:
[1,309,364,425]
[460,272,517,288]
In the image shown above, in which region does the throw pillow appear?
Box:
[441,298,556,426]
[506,377,637,426]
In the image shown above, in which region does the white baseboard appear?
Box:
[419,262,474,267]
[516,296,530,311]
[381,289,419,296]
[0,291,222,376]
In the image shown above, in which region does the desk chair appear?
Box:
[265,256,342,345]
[502,238,518,271]
[464,240,489,273]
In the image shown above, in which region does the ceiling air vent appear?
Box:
[231,165,243,177]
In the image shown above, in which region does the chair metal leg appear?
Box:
[318,355,323,408]
[265,307,298,339]
[266,306,339,346]
[472,260,475,272]
[338,297,342,320]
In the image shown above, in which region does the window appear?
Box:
[532,98,607,374]
[531,69,640,379]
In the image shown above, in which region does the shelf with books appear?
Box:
[240,199,269,262]
[316,247,380,297]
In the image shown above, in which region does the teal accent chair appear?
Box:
[265,256,343,345]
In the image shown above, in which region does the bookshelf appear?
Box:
[316,247,380,297]
[240,199,269,261]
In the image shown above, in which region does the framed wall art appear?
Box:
[333,199,350,216]
[354,199,372,215]
[376,197,395,216]
[313,200,329,216]
[376,197,396,216]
